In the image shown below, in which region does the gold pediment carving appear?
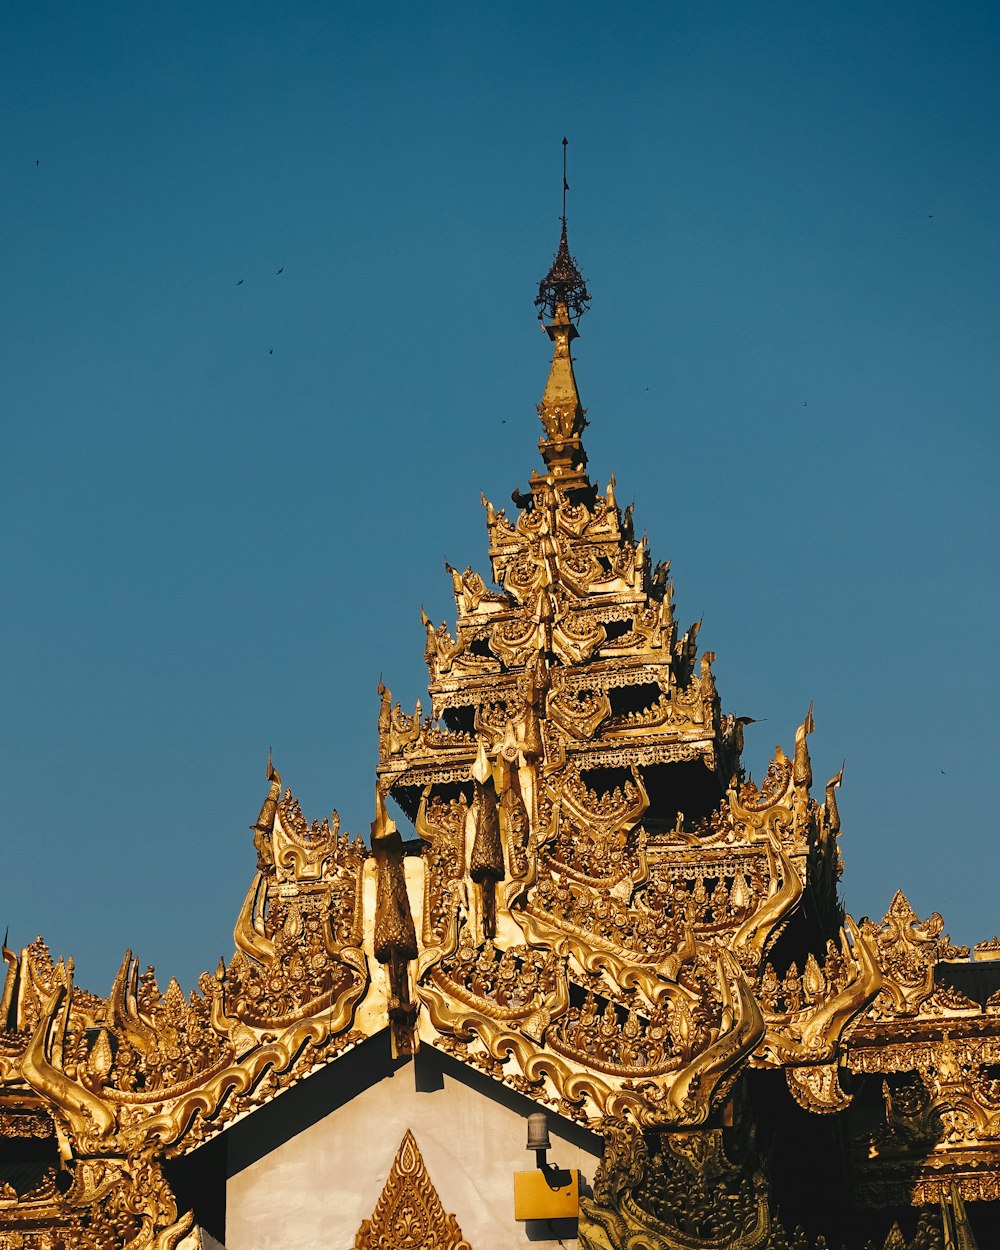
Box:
[352,1129,473,1250]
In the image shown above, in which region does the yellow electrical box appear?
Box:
[513,1168,580,1221]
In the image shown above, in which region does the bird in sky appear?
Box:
[276,267,284,274]
[34,159,39,167]
[268,348,273,355]
[236,279,244,286]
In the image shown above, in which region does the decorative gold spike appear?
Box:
[372,786,419,1055]
[793,701,815,788]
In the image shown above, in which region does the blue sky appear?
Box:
[2,2,998,993]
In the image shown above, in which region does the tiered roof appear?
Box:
[0,219,996,1249]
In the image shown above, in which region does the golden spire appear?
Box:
[533,139,591,487]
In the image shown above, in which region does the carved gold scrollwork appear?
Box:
[378,681,423,760]
[785,1061,857,1114]
[552,612,608,665]
[273,792,343,882]
[416,788,468,954]
[754,918,882,1067]
[423,946,762,1128]
[559,762,649,845]
[860,891,969,1019]
[553,546,607,599]
[727,837,803,964]
[489,613,540,668]
[547,684,612,740]
[352,1129,473,1250]
[729,752,794,820]
[579,1119,773,1250]
[22,986,117,1142]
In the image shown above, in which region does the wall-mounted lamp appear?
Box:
[513,1111,580,1223]
[526,1112,551,1167]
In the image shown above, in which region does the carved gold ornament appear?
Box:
[351,1130,473,1250]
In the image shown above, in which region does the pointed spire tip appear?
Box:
[535,139,590,323]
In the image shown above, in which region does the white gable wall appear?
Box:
[225,1045,601,1250]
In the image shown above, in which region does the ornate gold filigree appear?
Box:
[860,892,971,1020]
[0,1110,53,1139]
[754,919,882,1067]
[579,1118,772,1250]
[352,1129,472,1250]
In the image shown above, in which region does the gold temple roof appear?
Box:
[0,217,996,1250]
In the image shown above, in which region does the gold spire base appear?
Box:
[537,301,588,484]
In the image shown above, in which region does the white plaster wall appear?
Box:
[226,1058,600,1250]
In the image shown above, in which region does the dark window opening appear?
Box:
[579,766,635,798]
[0,1130,62,1201]
[604,619,634,642]
[567,980,621,1021]
[390,785,422,823]
[393,780,474,825]
[442,705,476,735]
[425,780,474,808]
[640,761,724,835]
[608,682,663,718]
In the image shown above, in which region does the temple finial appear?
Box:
[562,135,568,221]
[535,139,591,324]
[532,141,590,487]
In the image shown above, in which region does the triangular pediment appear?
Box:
[352,1129,472,1250]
